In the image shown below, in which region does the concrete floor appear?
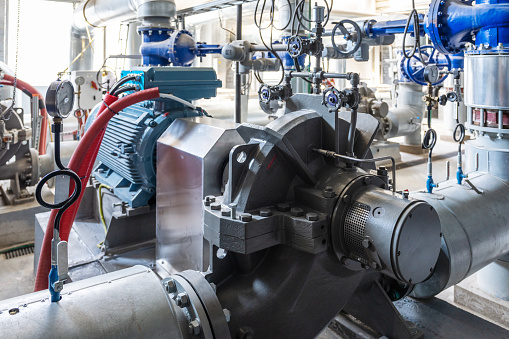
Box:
[0,252,35,301]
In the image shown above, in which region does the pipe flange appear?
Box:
[168,30,195,66]
[164,274,215,339]
[163,270,231,339]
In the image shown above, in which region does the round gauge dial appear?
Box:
[423,65,440,84]
[46,80,75,119]
[75,76,85,86]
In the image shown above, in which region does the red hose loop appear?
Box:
[34,88,160,291]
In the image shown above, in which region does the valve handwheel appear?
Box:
[258,84,272,104]
[401,45,451,86]
[322,87,342,112]
[331,20,362,56]
[287,36,304,58]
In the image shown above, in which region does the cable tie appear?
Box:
[103,101,119,115]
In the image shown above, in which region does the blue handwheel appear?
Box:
[401,45,451,86]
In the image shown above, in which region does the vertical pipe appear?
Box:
[70,28,95,71]
[499,110,504,130]
[126,23,142,69]
[335,112,340,165]
[103,27,107,64]
[235,4,242,123]
[1,0,8,63]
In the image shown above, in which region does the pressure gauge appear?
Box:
[423,65,440,84]
[46,80,75,119]
[75,76,85,86]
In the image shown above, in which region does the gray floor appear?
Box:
[0,252,35,301]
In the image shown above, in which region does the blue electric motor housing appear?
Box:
[89,67,222,208]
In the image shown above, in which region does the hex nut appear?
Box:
[188,319,201,335]
[290,207,304,217]
[164,279,177,293]
[260,209,273,217]
[204,195,216,206]
[239,213,252,222]
[221,208,231,216]
[323,186,336,198]
[277,203,291,212]
[364,177,372,185]
[210,202,221,211]
[306,212,319,221]
[176,292,190,308]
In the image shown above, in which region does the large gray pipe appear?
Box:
[384,82,423,145]
[411,173,509,298]
[0,266,191,338]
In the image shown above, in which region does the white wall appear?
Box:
[7,0,73,86]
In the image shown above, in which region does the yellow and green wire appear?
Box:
[97,184,111,248]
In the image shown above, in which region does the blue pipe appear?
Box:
[450,51,464,69]
[424,0,509,54]
[367,14,425,38]
[366,0,509,55]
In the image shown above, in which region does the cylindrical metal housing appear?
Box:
[0,266,190,338]
[333,176,442,285]
[464,54,509,137]
[411,173,509,298]
[464,55,509,110]
[465,137,509,181]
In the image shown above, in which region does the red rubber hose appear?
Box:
[1,74,48,155]
[34,88,160,291]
